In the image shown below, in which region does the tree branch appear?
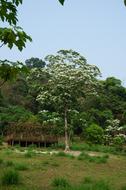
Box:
[0,80,6,88]
[0,43,4,48]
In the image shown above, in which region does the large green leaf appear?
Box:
[58,0,65,5]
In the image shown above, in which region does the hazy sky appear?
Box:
[1,1,126,84]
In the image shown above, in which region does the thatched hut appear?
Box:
[5,122,59,147]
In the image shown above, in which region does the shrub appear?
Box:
[28,144,37,149]
[24,151,33,158]
[14,163,28,170]
[4,149,13,155]
[55,179,111,190]
[82,178,111,190]
[93,180,110,190]
[56,151,66,157]
[85,124,104,144]
[1,169,20,185]
[52,177,70,188]
[56,142,65,149]
[83,176,93,184]
[113,136,125,151]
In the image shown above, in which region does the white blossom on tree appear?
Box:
[37,50,101,151]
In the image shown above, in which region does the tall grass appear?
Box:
[14,162,28,171]
[4,160,14,167]
[70,143,116,153]
[0,158,3,164]
[53,178,111,190]
[1,169,20,185]
[52,177,70,188]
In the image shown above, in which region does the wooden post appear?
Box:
[12,140,14,146]
[44,141,46,147]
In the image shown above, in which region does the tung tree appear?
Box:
[37,49,100,151]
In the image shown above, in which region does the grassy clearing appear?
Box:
[0,147,126,190]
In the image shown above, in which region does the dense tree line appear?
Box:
[0,50,126,149]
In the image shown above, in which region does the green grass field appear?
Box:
[0,146,126,190]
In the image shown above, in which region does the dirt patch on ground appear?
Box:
[14,148,109,157]
[65,150,81,157]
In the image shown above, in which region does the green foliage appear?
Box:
[81,179,111,190]
[4,149,13,155]
[0,60,28,86]
[125,0,126,6]
[55,151,75,159]
[4,160,14,167]
[28,144,37,149]
[71,143,117,154]
[113,136,125,146]
[14,162,28,170]
[122,185,126,190]
[1,50,126,152]
[0,135,3,145]
[1,169,20,185]
[93,180,110,190]
[0,26,32,50]
[88,109,113,128]
[25,57,46,69]
[56,151,66,157]
[52,178,111,190]
[52,177,70,188]
[78,152,109,163]
[58,0,65,5]
[0,158,3,164]
[0,0,23,25]
[24,150,33,158]
[0,105,33,123]
[38,111,64,135]
[83,176,93,184]
[113,135,125,151]
[0,0,31,86]
[0,0,31,50]
[85,124,104,144]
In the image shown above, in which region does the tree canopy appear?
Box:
[36,49,100,150]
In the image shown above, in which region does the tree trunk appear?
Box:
[64,108,70,152]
